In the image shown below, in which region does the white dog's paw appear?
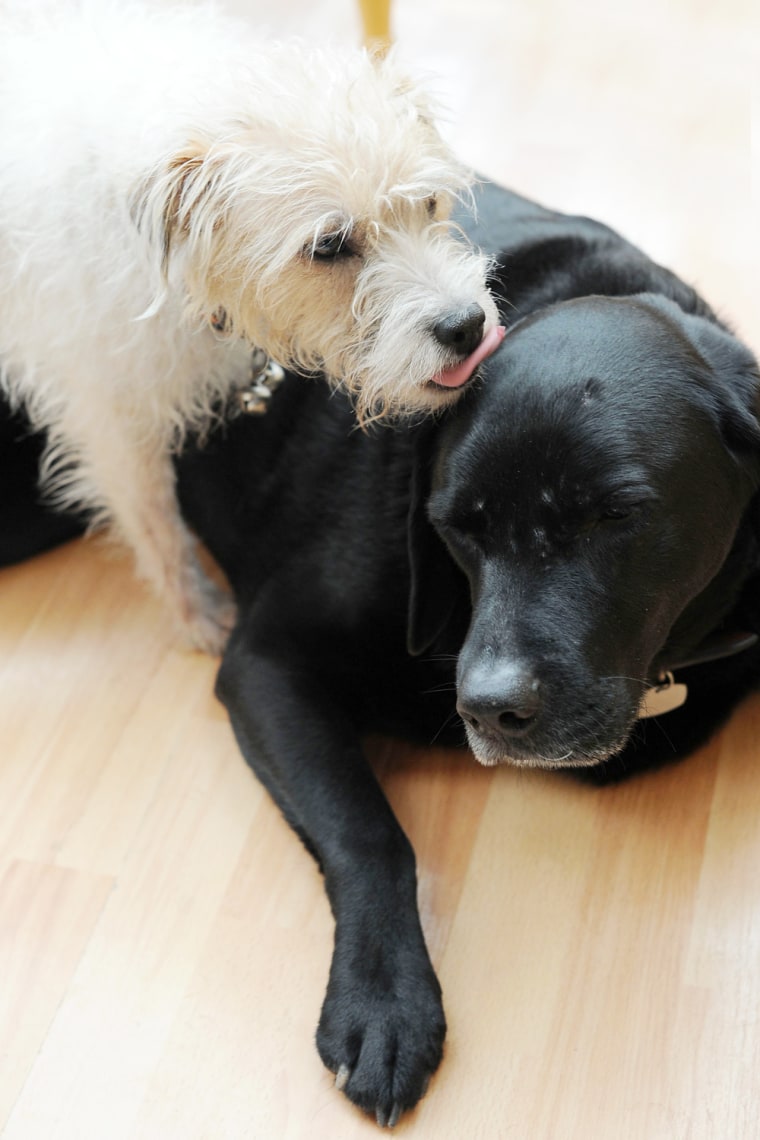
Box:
[177,573,237,655]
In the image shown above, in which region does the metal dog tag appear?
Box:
[235,356,286,415]
[238,387,270,415]
[637,672,688,719]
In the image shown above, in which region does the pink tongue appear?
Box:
[433,324,506,389]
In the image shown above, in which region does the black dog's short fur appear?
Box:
[3,183,760,1125]
[0,403,85,564]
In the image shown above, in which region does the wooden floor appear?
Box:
[1,1,758,1137]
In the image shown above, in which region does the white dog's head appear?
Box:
[137,43,501,420]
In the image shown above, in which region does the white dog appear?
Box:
[0,1,502,651]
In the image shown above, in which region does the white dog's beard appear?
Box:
[248,230,502,422]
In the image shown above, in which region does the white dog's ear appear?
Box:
[133,139,219,274]
[160,141,222,269]
[163,145,205,245]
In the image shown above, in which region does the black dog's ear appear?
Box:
[691,322,760,462]
[644,294,760,462]
[406,435,465,657]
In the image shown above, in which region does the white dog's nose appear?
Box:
[433,304,486,357]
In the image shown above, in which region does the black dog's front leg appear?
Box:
[216,632,446,1128]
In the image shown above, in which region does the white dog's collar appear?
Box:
[637,629,758,719]
[210,308,286,416]
[235,347,286,415]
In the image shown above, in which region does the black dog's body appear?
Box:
[4,183,760,1125]
[183,185,760,783]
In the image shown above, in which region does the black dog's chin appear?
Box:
[463,722,636,771]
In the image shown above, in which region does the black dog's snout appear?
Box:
[433,304,486,357]
[457,665,542,738]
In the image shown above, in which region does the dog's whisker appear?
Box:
[430,709,464,746]
[421,682,458,696]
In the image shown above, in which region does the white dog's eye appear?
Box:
[311,231,353,260]
[425,195,438,218]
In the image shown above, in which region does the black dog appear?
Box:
[3,183,760,1127]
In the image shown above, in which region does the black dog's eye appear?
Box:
[310,231,353,260]
[599,505,633,521]
[578,493,652,539]
[596,496,652,527]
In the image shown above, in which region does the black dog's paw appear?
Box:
[316,938,446,1128]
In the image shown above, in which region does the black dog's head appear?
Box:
[409,293,760,769]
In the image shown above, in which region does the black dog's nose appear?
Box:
[433,304,486,357]
[457,666,542,738]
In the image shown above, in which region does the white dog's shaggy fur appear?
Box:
[0,1,500,651]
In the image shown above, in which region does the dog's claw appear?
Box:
[335,1063,351,1091]
[375,1102,402,1128]
[387,1104,402,1128]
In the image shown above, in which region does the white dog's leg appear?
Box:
[120,454,236,654]
[78,429,236,654]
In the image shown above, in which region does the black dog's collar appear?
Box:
[637,629,759,719]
